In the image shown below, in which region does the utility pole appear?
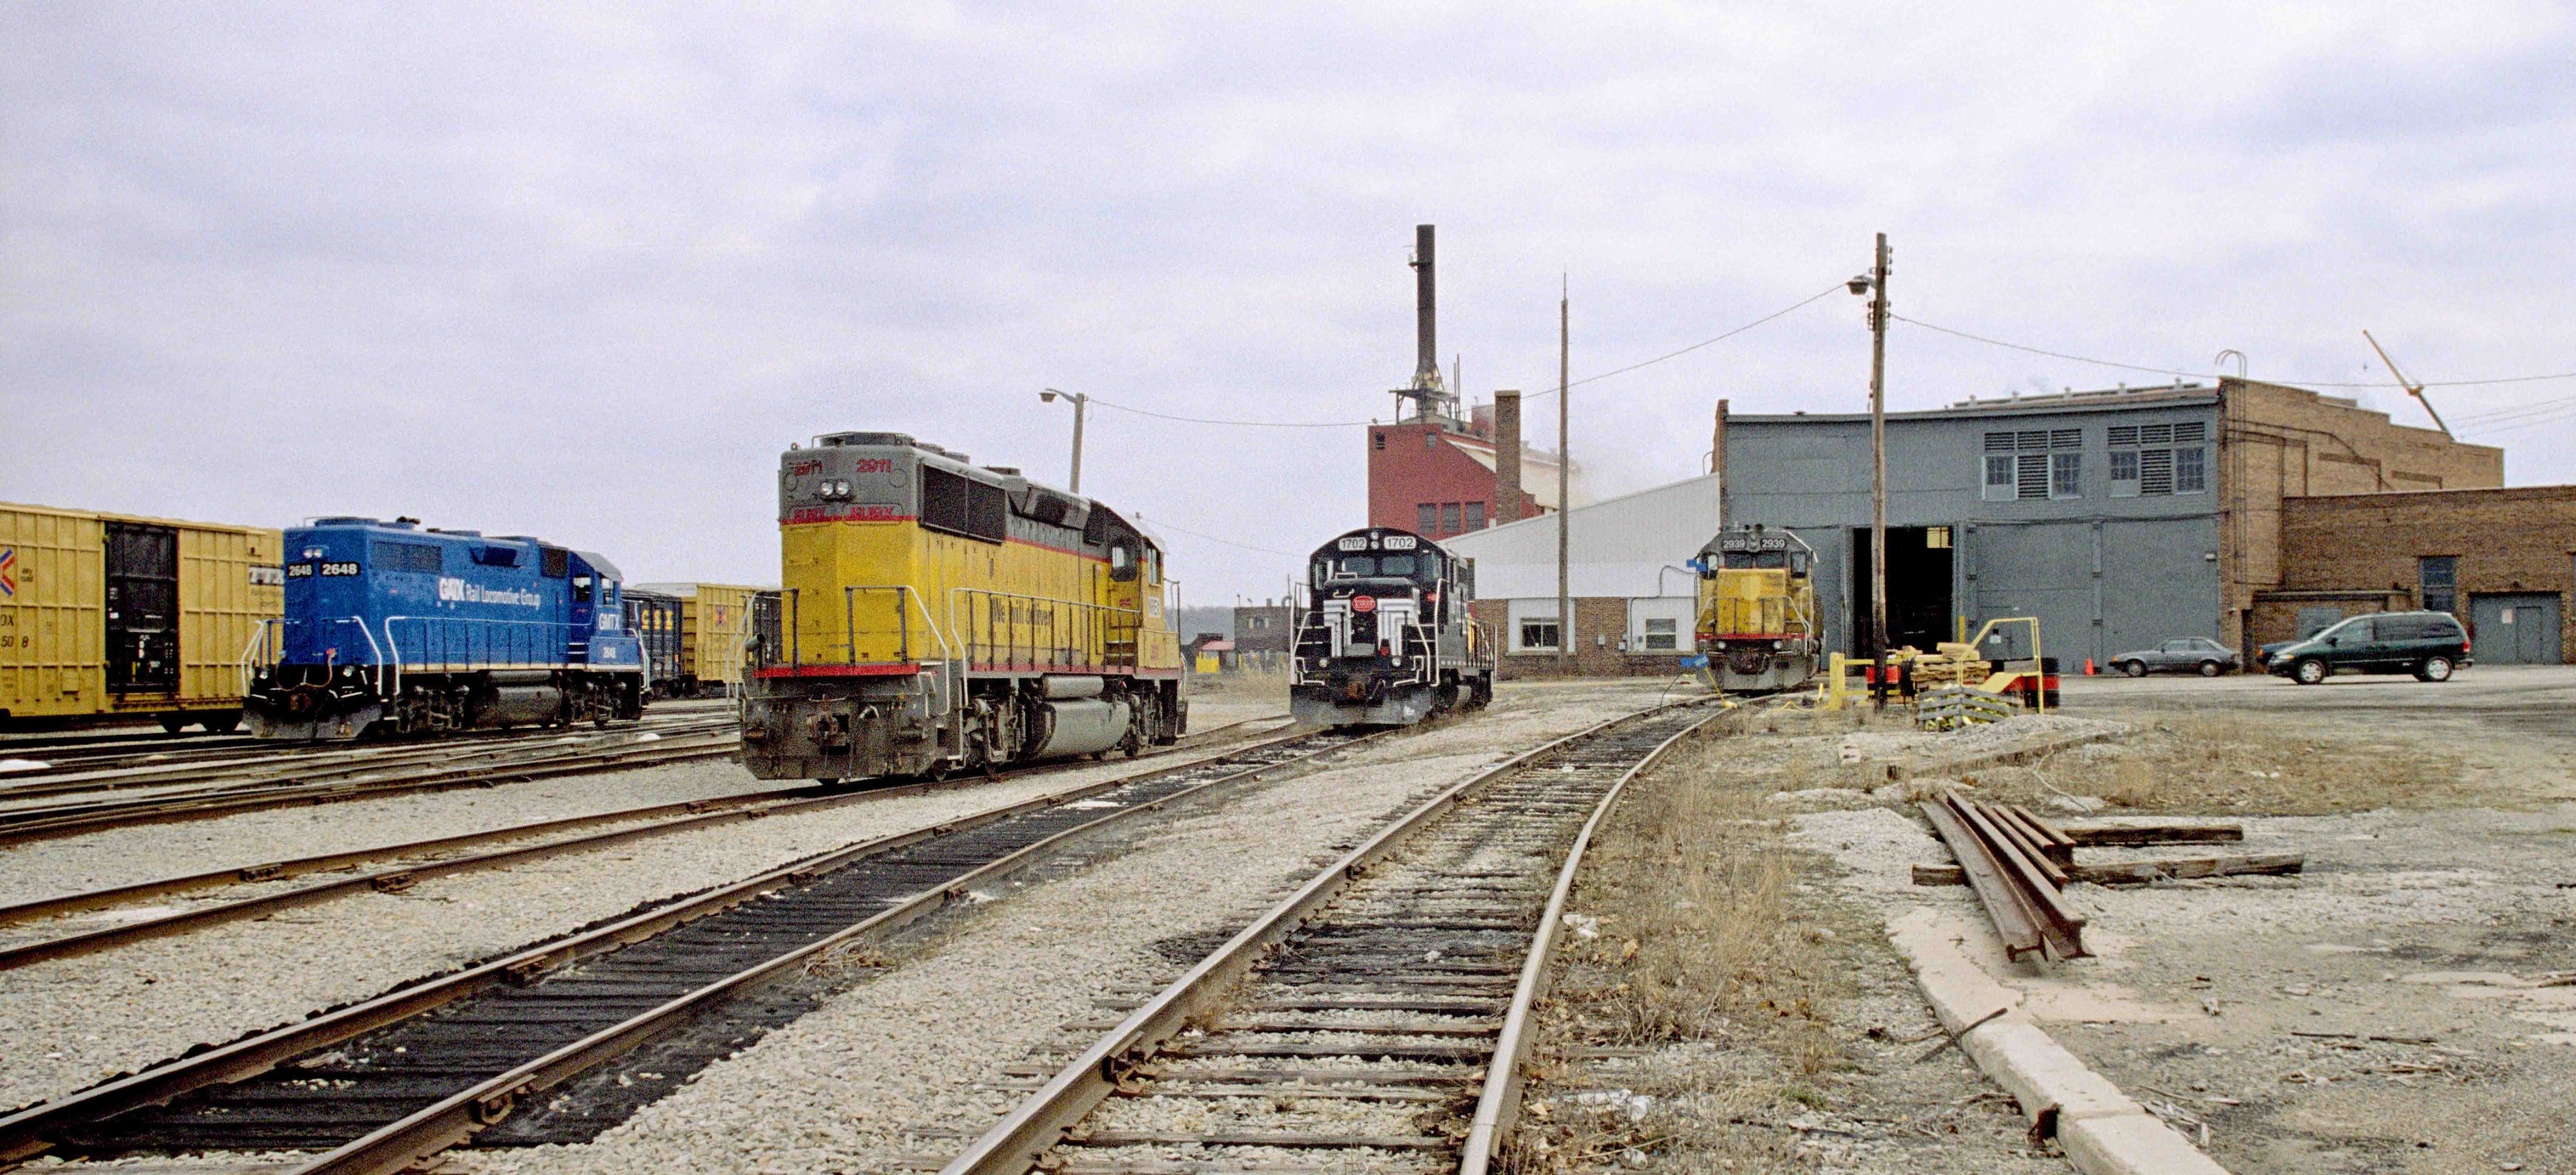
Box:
[1557,278,1571,669]
[1039,388,1088,491]
[1845,235,1891,703]
[1870,233,1888,675]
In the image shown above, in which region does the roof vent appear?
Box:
[817,431,912,448]
[427,528,482,536]
[984,466,1022,476]
[312,516,377,526]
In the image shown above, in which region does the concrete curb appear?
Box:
[1887,908,2231,1175]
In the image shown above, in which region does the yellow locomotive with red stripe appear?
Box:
[739,432,1184,782]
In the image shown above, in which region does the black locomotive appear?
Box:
[1290,527,1494,726]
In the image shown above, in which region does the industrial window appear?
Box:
[2174,446,2206,494]
[1417,503,1438,534]
[1464,502,1486,530]
[2018,453,2049,499]
[1983,454,2016,501]
[1984,431,2079,500]
[1628,597,1692,653]
[1373,432,1386,451]
[370,541,444,573]
[1441,503,1462,533]
[1424,432,1436,449]
[2139,448,2174,494]
[2051,451,2081,499]
[1508,599,1560,652]
[2109,449,2140,496]
[2420,556,2458,615]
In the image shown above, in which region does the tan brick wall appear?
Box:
[2259,486,2576,661]
[2218,378,2506,647]
[1471,597,1696,679]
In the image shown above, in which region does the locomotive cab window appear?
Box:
[572,574,594,602]
[1108,542,1137,581]
[1375,554,1418,578]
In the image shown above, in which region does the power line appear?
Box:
[1083,284,1843,429]
[1891,314,2576,390]
[1133,514,1296,556]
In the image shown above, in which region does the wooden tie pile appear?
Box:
[1916,791,2304,962]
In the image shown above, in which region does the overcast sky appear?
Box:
[6,3,2572,605]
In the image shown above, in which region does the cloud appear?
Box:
[3,1,2571,600]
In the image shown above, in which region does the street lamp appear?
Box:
[1848,234,1891,703]
[1039,387,1088,492]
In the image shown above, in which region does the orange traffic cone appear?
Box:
[2084,658,2097,675]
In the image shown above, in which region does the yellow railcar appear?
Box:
[2,501,283,732]
[631,581,774,697]
[740,432,1185,782]
[1693,524,1821,694]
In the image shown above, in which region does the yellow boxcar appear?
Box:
[742,432,1184,782]
[631,581,775,697]
[2,501,283,731]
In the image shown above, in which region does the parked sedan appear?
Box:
[2109,638,2241,677]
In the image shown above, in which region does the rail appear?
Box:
[940,703,1715,1175]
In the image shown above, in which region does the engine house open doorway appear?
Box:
[1848,525,1956,654]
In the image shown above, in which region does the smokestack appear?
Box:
[1412,224,1437,387]
[1495,389,1525,524]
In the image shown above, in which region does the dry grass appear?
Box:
[1503,725,1871,1172]
[1182,665,1289,702]
[1967,709,2481,816]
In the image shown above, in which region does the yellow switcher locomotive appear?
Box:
[740,432,1186,782]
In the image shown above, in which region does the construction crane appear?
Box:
[2363,330,2452,438]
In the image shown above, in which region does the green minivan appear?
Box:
[2267,610,2473,685]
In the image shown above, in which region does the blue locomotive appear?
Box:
[245,517,644,739]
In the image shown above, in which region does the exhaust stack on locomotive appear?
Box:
[1290,527,1494,726]
[738,432,1186,783]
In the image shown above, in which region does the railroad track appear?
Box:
[0,703,739,782]
[0,718,741,846]
[940,702,1718,1175]
[0,722,1389,1173]
[0,715,1300,971]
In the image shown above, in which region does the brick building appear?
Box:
[1230,600,1294,669]
[1367,391,1581,541]
[2251,486,2574,664]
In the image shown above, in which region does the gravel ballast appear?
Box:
[444,681,1670,1175]
[0,728,1302,1111]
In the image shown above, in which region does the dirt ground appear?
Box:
[1512,705,2077,1174]
[1761,665,2576,1175]
[1511,666,2576,1173]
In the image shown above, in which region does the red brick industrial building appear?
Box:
[2252,485,2574,664]
[1367,391,1577,540]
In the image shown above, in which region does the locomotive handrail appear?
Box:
[237,618,286,694]
[945,587,1144,675]
[381,617,585,701]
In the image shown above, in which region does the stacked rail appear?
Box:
[1918,792,2089,960]
[0,726,1380,1173]
[943,703,1717,1175]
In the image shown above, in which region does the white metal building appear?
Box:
[1443,473,1723,661]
